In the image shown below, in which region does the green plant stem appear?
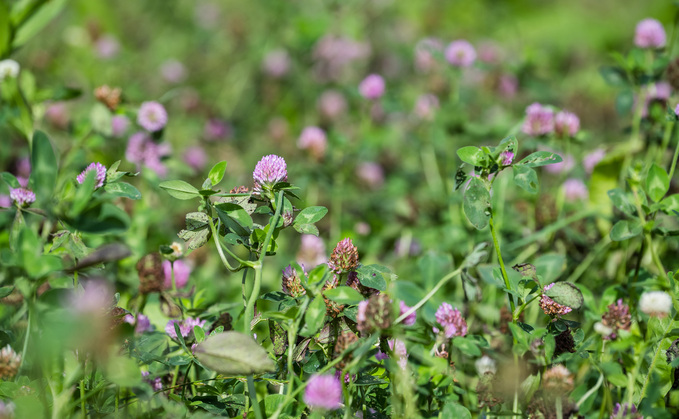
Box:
[285,298,309,403]
[247,374,264,419]
[576,371,604,407]
[395,266,463,324]
[669,126,679,180]
[489,212,516,316]
[565,235,612,283]
[657,120,675,165]
[80,378,86,419]
[555,396,563,419]
[208,216,252,270]
[244,192,284,335]
[17,299,32,376]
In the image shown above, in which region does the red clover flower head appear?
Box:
[522,103,555,136]
[183,146,208,172]
[137,101,168,132]
[253,154,287,193]
[262,49,291,79]
[9,188,35,207]
[162,259,191,289]
[601,299,631,340]
[583,148,606,174]
[359,74,385,100]
[375,339,408,369]
[77,162,107,189]
[414,38,443,73]
[0,345,21,381]
[554,111,580,137]
[124,313,152,334]
[399,301,417,326]
[540,283,573,317]
[281,265,307,298]
[433,302,468,338]
[328,238,359,274]
[414,94,439,121]
[445,40,476,67]
[635,18,666,49]
[304,374,342,410]
[297,234,327,268]
[318,90,347,120]
[543,364,573,392]
[111,115,130,138]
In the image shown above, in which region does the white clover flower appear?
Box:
[639,291,673,318]
[475,355,497,376]
[0,59,20,79]
[593,321,613,336]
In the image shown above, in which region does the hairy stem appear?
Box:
[489,212,516,316]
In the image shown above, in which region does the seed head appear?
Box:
[639,291,672,318]
[0,345,21,381]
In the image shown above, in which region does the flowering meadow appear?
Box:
[3,1,679,418]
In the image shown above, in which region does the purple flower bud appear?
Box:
[77,162,107,189]
[137,101,168,132]
[522,103,554,136]
[399,301,417,326]
[359,74,385,100]
[554,111,580,137]
[111,115,130,138]
[162,259,191,289]
[562,178,588,201]
[304,374,342,410]
[298,126,328,159]
[253,154,287,193]
[9,188,35,207]
[433,302,468,338]
[635,18,666,49]
[445,40,476,67]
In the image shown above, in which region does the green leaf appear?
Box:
[610,219,642,241]
[463,177,490,229]
[660,194,679,213]
[0,2,10,57]
[323,286,364,305]
[545,282,584,310]
[194,326,206,344]
[300,296,326,337]
[70,203,130,234]
[0,286,14,299]
[30,130,58,204]
[512,165,539,193]
[104,182,141,200]
[12,0,68,49]
[608,188,635,215]
[89,103,112,136]
[69,170,96,217]
[452,336,481,357]
[646,163,670,202]
[194,331,275,376]
[293,223,319,236]
[616,89,634,115]
[294,206,328,225]
[599,66,628,87]
[208,161,227,186]
[517,151,563,167]
[1,172,20,189]
[456,146,485,166]
[159,180,200,200]
[439,401,471,419]
[215,202,253,236]
[356,264,389,291]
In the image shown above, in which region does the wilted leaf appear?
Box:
[194,331,276,376]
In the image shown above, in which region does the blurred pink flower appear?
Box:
[562,178,588,201]
[312,35,370,82]
[414,38,443,73]
[76,162,107,189]
[160,59,187,83]
[183,146,208,172]
[413,94,439,121]
[163,259,191,289]
[304,374,342,410]
[318,90,347,121]
[359,74,385,100]
[262,49,291,78]
[298,126,327,160]
[433,302,468,338]
[45,102,69,129]
[399,301,417,326]
[522,103,554,136]
[544,153,574,174]
[203,118,232,141]
[69,280,113,315]
[445,40,476,67]
[583,148,605,174]
[125,132,172,177]
[498,74,518,98]
[356,162,384,189]
[554,111,580,137]
[137,101,168,132]
[635,18,666,49]
[297,235,327,268]
[95,35,120,59]
[124,313,152,334]
[111,115,130,138]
